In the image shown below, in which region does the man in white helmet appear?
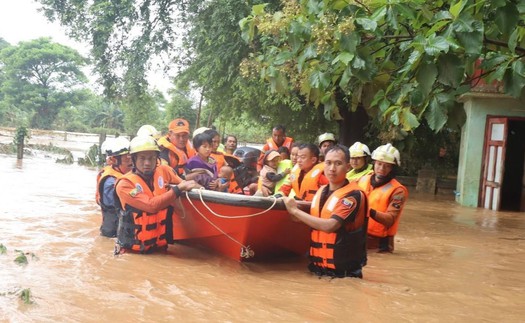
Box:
[96,136,133,237]
[115,135,197,254]
[317,132,337,162]
[346,142,373,181]
[357,143,408,252]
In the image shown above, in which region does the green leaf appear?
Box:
[14,251,28,265]
[339,66,353,87]
[495,3,519,35]
[424,35,450,56]
[333,0,349,10]
[416,62,438,96]
[425,96,448,131]
[252,4,267,15]
[339,33,358,53]
[400,108,420,131]
[352,56,366,70]
[274,51,293,66]
[437,54,464,87]
[449,0,467,18]
[355,18,377,31]
[371,6,387,21]
[456,27,483,55]
[332,52,355,66]
[0,243,6,254]
[509,28,519,54]
[503,60,525,97]
[394,4,416,20]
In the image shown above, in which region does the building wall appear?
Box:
[457,93,525,207]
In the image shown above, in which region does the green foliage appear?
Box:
[13,126,29,146]
[78,144,99,166]
[0,243,6,254]
[240,0,525,139]
[0,38,88,130]
[20,288,34,305]
[14,250,28,265]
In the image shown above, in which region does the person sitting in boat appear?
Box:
[204,129,243,194]
[96,137,133,238]
[114,135,197,254]
[255,150,291,197]
[218,165,233,193]
[283,145,368,278]
[257,124,294,171]
[275,143,329,202]
[157,118,196,178]
[185,133,228,191]
[223,135,237,155]
[357,143,408,253]
[317,132,337,162]
[346,142,373,181]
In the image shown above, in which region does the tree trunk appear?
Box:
[335,91,370,146]
[17,143,24,160]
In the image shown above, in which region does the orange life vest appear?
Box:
[290,163,325,201]
[263,136,294,151]
[157,136,196,176]
[358,174,408,238]
[115,166,173,253]
[96,166,125,237]
[309,182,368,272]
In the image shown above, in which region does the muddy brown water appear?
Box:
[1,155,524,322]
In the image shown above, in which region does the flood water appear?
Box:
[1,154,524,322]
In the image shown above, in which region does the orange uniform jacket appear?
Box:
[358,174,408,238]
[278,163,328,201]
[309,181,368,272]
[115,165,182,253]
[257,136,294,170]
[157,136,196,177]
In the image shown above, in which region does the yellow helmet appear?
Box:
[107,137,130,156]
[371,143,401,166]
[130,135,160,154]
[318,132,336,145]
[137,125,160,138]
[349,142,371,158]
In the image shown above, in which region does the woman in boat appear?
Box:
[283,145,368,278]
[186,132,228,191]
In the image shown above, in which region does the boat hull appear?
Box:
[172,190,311,261]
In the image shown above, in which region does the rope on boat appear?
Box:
[195,188,278,218]
[183,190,262,259]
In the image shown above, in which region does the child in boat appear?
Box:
[255,150,291,197]
[218,165,233,193]
[185,133,221,190]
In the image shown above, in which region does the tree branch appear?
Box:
[484,37,525,54]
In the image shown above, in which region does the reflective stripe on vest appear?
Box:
[291,163,325,201]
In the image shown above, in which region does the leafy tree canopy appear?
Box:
[0,37,88,129]
[240,0,525,139]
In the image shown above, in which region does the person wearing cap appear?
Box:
[258,125,294,171]
[318,132,337,162]
[283,145,368,278]
[115,136,197,254]
[346,142,373,181]
[96,137,133,237]
[276,143,329,201]
[255,150,291,196]
[357,143,408,253]
[157,118,196,177]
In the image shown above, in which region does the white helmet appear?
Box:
[317,132,336,145]
[349,142,371,158]
[130,135,160,154]
[100,138,114,155]
[137,125,160,138]
[107,137,130,157]
[371,143,401,166]
[193,126,211,138]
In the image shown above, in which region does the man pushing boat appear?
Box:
[283,145,368,278]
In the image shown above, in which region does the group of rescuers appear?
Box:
[96,118,407,279]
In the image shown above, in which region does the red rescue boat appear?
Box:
[171,189,311,261]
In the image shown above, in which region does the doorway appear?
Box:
[480,116,525,211]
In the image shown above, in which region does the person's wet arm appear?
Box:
[370,187,407,228]
[116,179,177,214]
